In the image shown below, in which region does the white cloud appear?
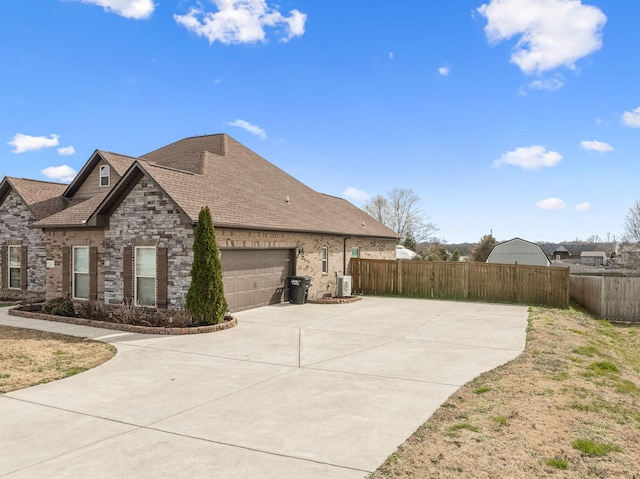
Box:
[527,75,564,91]
[342,187,370,202]
[8,133,59,154]
[389,52,394,60]
[535,198,567,210]
[580,140,613,153]
[492,145,562,170]
[57,146,76,156]
[74,0,155,19]
[41,165,78,183]
[438,65,451,76]
[575,202,592,212]
[477,0,606,75]
[174,0,307,45]
[228,119,267,139]
[621,106,640,128]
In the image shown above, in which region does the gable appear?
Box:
[64,150,136,199]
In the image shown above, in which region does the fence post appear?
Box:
[397,260,403,295]
[464,261,469,299]
[600,275,605,318]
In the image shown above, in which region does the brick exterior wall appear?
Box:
[40,176,396,308]
[104,178,194,307]
[45,229,105,301]
[217,228,395,299]
[0,190,47,301]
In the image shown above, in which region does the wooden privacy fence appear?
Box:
[350,259,569,308]
[570,274,640,322]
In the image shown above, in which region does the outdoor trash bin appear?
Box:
[288,276,310,304]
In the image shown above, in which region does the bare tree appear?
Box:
[363,188,437,243]
[622,199,640,266]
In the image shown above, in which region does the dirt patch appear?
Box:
[369,306,640,478]
[0,326,116,393]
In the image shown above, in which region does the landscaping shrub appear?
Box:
[186,206,228,325]
[43,296,75,317]
[77,298,108,321]
[112,300,144,325]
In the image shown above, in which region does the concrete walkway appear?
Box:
[0,297,528,478]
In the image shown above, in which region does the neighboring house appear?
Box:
[33,134,398,312]
[0,177,68,301]
[486,237,551,267]
[396,245,419,260]
[580,251,607,267]
[549,245,571,260]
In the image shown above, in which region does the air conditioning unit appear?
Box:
[336,275,352,297]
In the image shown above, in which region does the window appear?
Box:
[99,165,110,187]
[8,245,21,289]
[321,246,328,273]
[135,246,156,306]
[351,247,360,258]
[73,247,89,299]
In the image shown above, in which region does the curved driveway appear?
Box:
[0,297,527,478]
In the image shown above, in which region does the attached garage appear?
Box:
[221,249,293,312]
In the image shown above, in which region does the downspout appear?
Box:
[343,235,353,274]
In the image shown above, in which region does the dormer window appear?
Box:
[100,165,110,187]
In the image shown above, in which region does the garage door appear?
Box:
[221,249,293,312]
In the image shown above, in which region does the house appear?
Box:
[32,134,398,312]
[0,177,68,301]
[580,251,607,267]
[486,238,550,267]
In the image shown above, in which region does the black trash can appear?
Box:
[288,276,310,304]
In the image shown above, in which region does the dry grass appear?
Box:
[369,305,640,478]
[0,325,116,393]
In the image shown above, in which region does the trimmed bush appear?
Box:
[186,206,228,325]
[43,296,75,317]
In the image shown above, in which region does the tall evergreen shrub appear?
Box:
[186,206,228,325]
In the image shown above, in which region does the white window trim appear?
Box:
[72,246,89,300]
[134,246,156,307]
[321,246,328,274]
[99,165,110,187]
[8,245,21,290]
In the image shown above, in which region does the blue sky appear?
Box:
[2,0,639,244]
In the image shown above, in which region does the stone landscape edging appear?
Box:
[8,308,237,335]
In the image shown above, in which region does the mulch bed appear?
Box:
[8,307,237,335]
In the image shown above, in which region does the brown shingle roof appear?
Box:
[63,150,136,198]
[109,134,398,238]
[32,193,109,227]
[97,150,137,176]
[1,178,68,220]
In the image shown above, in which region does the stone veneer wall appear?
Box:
[104,177,194,307]
[44,229,105,301]
[0,190,47,300]
[217,228,395,299]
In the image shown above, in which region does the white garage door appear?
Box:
[221,249,293,312]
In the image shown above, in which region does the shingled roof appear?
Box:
[0,177,68,221]
[63,150,137,198]
[95,134,398,238]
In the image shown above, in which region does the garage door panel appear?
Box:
[221,249,292,312]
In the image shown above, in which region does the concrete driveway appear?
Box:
[0,297,527,478]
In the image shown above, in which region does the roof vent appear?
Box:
[285,195,290,204]
[362,220,365,227]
